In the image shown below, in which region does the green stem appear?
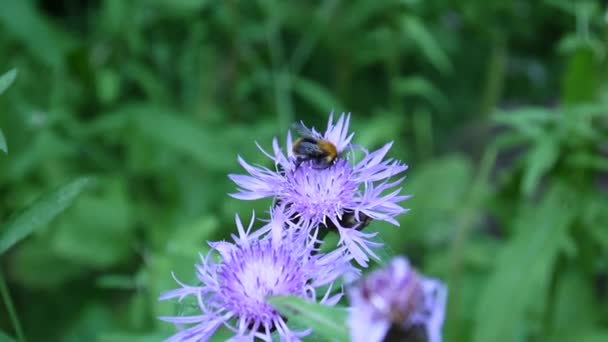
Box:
[446,146,497,340]
[289,0,340,75]
[478,36,507,118]
[0,267,25,342]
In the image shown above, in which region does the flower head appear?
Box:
[229,113,410,266]
[159,213,348,342]
[347,257,447,342]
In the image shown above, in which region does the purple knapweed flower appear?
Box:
[229,113,410,267]
[158,212,349,342]
[347,257,447,342]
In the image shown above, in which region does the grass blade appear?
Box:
[0,69,17,95]
[0,129,6,154]
[473,183,576,341]
[0,267,23,342]
[0,177,94,255]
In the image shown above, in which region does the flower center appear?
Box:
[281,159,358,225]
[217,241,306,323]
[360,263,424,324]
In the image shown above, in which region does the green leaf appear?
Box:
[268,296,350,342]
[493,107,551,139]
[0,2,70,66]
[473,183,577,342]
[0,268,23,342]
[0,177,94,255]
[565,151,608,171]
[490,132,531,151]
[391,76,448,110]
[401,16,451,73]
[0,69,17,95]
[0,129,7,154]
[561,47,600,104]
[522,136,560,196]
[550,267,597,335]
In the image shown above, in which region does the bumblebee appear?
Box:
[323,210,372,232]
[292,121,338,169]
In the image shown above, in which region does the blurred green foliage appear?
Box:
[0,0,607,341]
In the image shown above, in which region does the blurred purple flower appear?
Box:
[229,113,410,266]
[347,257,447,342]
[158,212,349,342]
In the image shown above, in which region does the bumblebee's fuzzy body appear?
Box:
[292,122,339,169]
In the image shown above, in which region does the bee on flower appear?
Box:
[229,113,411,267]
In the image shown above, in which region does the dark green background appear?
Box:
[1,1,607,341]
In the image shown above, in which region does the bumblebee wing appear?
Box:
[292,121,316,139]
[294,140,325,156]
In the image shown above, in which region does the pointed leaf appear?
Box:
[473,183,576,342]
[0,177,94,255]
[0,129,6,154]
[0,69,17,95]
[561,47,600,104]
[391,76,448,110]
[522,136,559,196]
[268,296,349,342]
[401,16,451,73]
[493,107,551,139]
[0,2,69,66]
